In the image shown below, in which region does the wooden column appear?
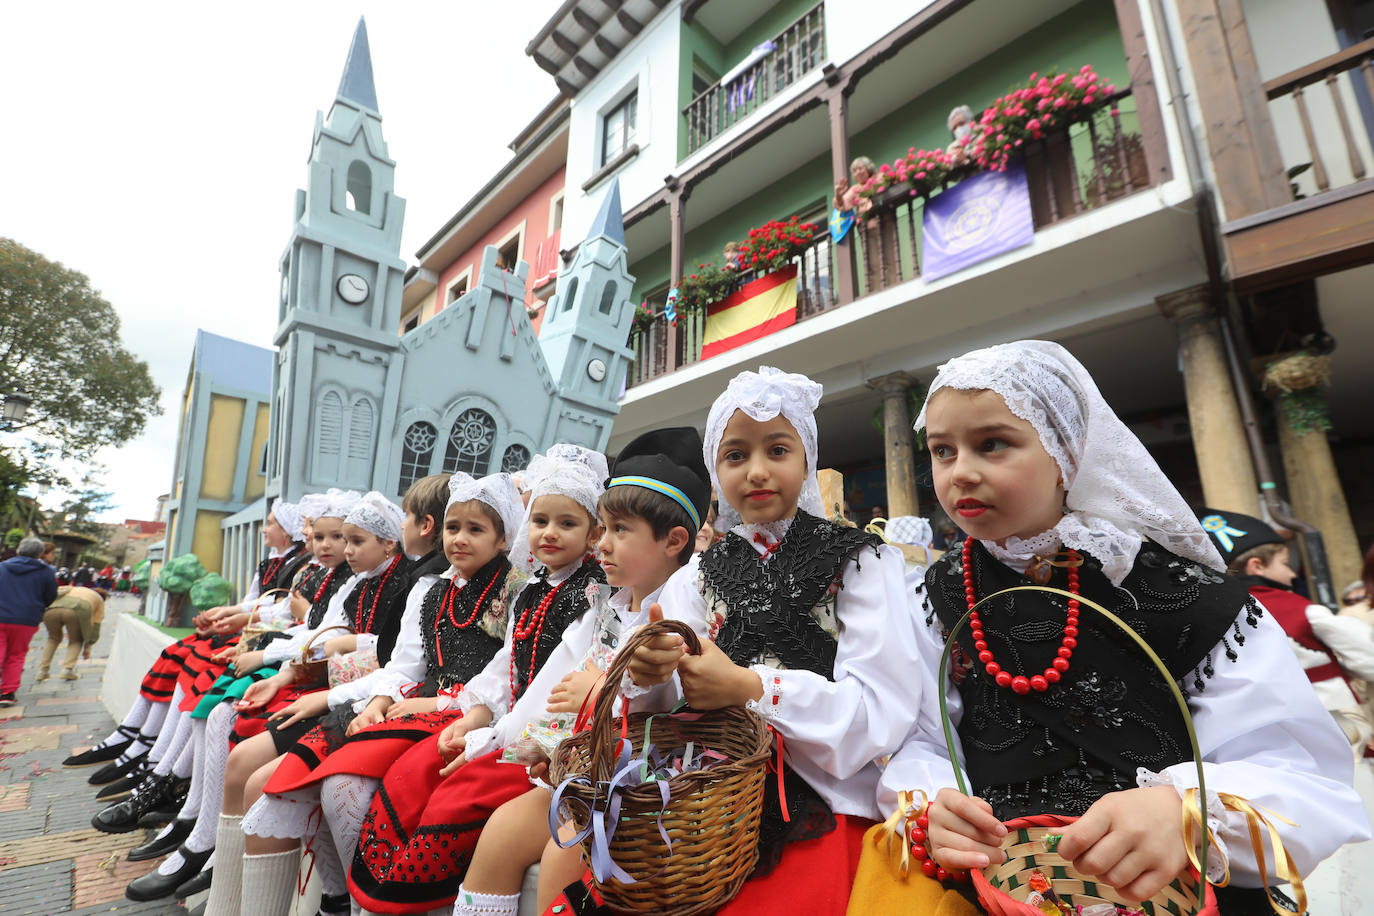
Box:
[824,78,858,305]
[1111,0,1172,186]
[868,372,920,518]
[667,186,686,372]
[1274,400,1363,589]
[1156,285,1260,515]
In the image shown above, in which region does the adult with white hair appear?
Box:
[0,537,59,706]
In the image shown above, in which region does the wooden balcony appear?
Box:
[1221,38,1374,292]
[682,3,826,157]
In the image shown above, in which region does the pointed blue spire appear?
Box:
[337,17,379,112]
[586,178,625,246]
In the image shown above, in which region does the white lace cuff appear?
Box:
[459,679,507,717]
[744,667,784,721]
[620,671,653,699]
[241,788,320,841]
[1137,767,1229,883]
[464,726,499,761]
[354,632,378,654]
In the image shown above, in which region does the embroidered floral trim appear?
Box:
[241,788,319,840]
[745,667,785,720]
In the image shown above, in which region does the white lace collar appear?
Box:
[439,566,466,587]
[356,554,397,580]
[981,529,1061,575]
[538,553,590,585]
[731,517,795,558]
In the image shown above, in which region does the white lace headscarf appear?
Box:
[344,491,406,543]
[885,516,934,547]
[447,472,524,548]
[914,340,1224,585]
[319,490,362,521]
[522,445,610,494]
[270,500,306,543]
[297,493,329,520]
[704,366,824,531]
[511,459,605,573]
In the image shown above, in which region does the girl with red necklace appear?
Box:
[859,341,1368,914]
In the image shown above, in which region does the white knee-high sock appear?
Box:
[177,720,208,822]
[452,885,519,916]
[241,849,300,916]
[98,696,152,747]
[310,824,349,897]
[145,686,187,766]
[203,814,245,916]
[151,707,192,777]
[320,773,379,870]
[170,721,198,778]
[184,704,235,853]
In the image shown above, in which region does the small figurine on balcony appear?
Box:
[945,105,982,166]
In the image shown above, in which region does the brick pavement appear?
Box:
[0,596,185,916]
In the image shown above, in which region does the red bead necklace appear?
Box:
[260,554,287,588]
[509,579,564,701]
[434,572,500,668]
[962,537,1080,695]
[310,566,337,603]
[354,555,401,634]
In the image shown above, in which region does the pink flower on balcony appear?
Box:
[915,170,926,179]
[1083,93,1094,105]
[1054,97,1067,108]
[1038,98,1051,111]
[1053,73,1066,86]
[1110,107,1120,117]
[1027,118,1041,132]
[1080,64,1093,73]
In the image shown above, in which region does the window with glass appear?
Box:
[442,408,496,476]
[601,91,637,167]
[398,421,438,493]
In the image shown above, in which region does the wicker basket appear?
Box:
[938,586,1219,916]
[293,625,353,686]
[547,619,773,916]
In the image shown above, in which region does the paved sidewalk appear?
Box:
[0,595,184,916]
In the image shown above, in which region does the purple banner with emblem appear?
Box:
[921,160,1033,281]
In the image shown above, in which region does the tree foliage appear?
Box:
[189,573,233,609]
[0,239,161,483]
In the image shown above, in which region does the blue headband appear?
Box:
[605,476,701,530]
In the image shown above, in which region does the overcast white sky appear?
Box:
[0,1,566,522]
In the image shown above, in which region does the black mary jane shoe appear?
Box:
[63,726,138,768]
[124,845,212,902]
[318,891,351,915]
[127,818,194,862]
[136,777,190,829]
[88,749,148,788]
[173,865,212,898]
[92,774,179,834]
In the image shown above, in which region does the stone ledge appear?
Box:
[100,613,176,721]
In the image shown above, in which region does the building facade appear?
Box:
[526,0,1372,590]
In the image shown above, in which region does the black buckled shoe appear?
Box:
[173,865,212,898]
[95,758,152,801]
[124,845,212,902]
[92,774,179,834]
[137,777,190,828]
[318,891,351,915]
[63,725,139,768]
[127,818,194,861]
[88,748,148,787]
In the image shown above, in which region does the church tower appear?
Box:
[268,18,407,500]
[540,179,636,416]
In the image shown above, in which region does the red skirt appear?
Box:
[139,633,219,701]
[540,815,872,916]
[265,708,461,794]
[347,735,533,913]
[230,683,321,744]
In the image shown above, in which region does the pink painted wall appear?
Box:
[434,166,565,335]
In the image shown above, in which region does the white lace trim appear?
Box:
[706,367,824,530]
[732,518,795,558]
[242,788,320,840]
[982,529,1062,574]
[915,341,1225,585]
[463,726,500,761]
[620,671,653,699]
[513,457,604,574]
[454,887,520,916]
[344,491,406,542]
[745,667,785,721]
[1137,768,1229,883]
[447,472,524,545]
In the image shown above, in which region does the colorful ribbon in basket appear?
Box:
[549,720,728,885]
[1181,789,1305,916]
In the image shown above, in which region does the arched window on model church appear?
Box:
[442,408,496,476]
[500,444,531,475]
[398,421,438,493]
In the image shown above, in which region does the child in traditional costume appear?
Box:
[597,367,933,916]
[347,452,610,913]
[231,472,522,916]
[455,429,709,916]
[860,340,1370,914]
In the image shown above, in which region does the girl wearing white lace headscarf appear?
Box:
[868,340,1368,912]
[629,366,940,915]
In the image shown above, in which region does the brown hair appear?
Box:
[599,485,696,566]
[402,474,451,551]
[42,541,56,556]
[1227,542,1286,577]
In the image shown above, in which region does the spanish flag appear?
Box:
[701,265,798,360]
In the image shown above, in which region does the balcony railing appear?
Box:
[627,224,833,386]
[683,3,826,156]
[1263,36,1374,198]
[855,88,1150,295]
[629,88,1157,388]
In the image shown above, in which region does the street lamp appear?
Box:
[2,389,31,427]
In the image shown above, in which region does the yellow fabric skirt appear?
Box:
[846,823,983,915]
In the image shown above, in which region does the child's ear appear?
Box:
[1244,556,1264,576]
[496,535,508,553]
[421,514,437,539]
[664,525,691,558]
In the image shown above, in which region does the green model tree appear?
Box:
[158,554,208,626]
[131,558,151,591]
[189,573,233,610]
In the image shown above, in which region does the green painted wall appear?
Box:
[641,0,1130,302]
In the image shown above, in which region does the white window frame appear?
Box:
[548,191,565,236]
[444,266,474,305]
[599,87,639,167]
[493,221,527,273]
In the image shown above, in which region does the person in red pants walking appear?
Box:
[0,537,59,706]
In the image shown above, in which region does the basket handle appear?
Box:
[300,624,356,660]
[585,618,702,784]
[936,585,1209,884]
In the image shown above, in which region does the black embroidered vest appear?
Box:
[346,555,415,666]
[702,511,883,675]
[302,563,351,629]
[255,544,311,595]
[418,556,513,695]
[927,540,1261,820]
[509,559,606,702]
